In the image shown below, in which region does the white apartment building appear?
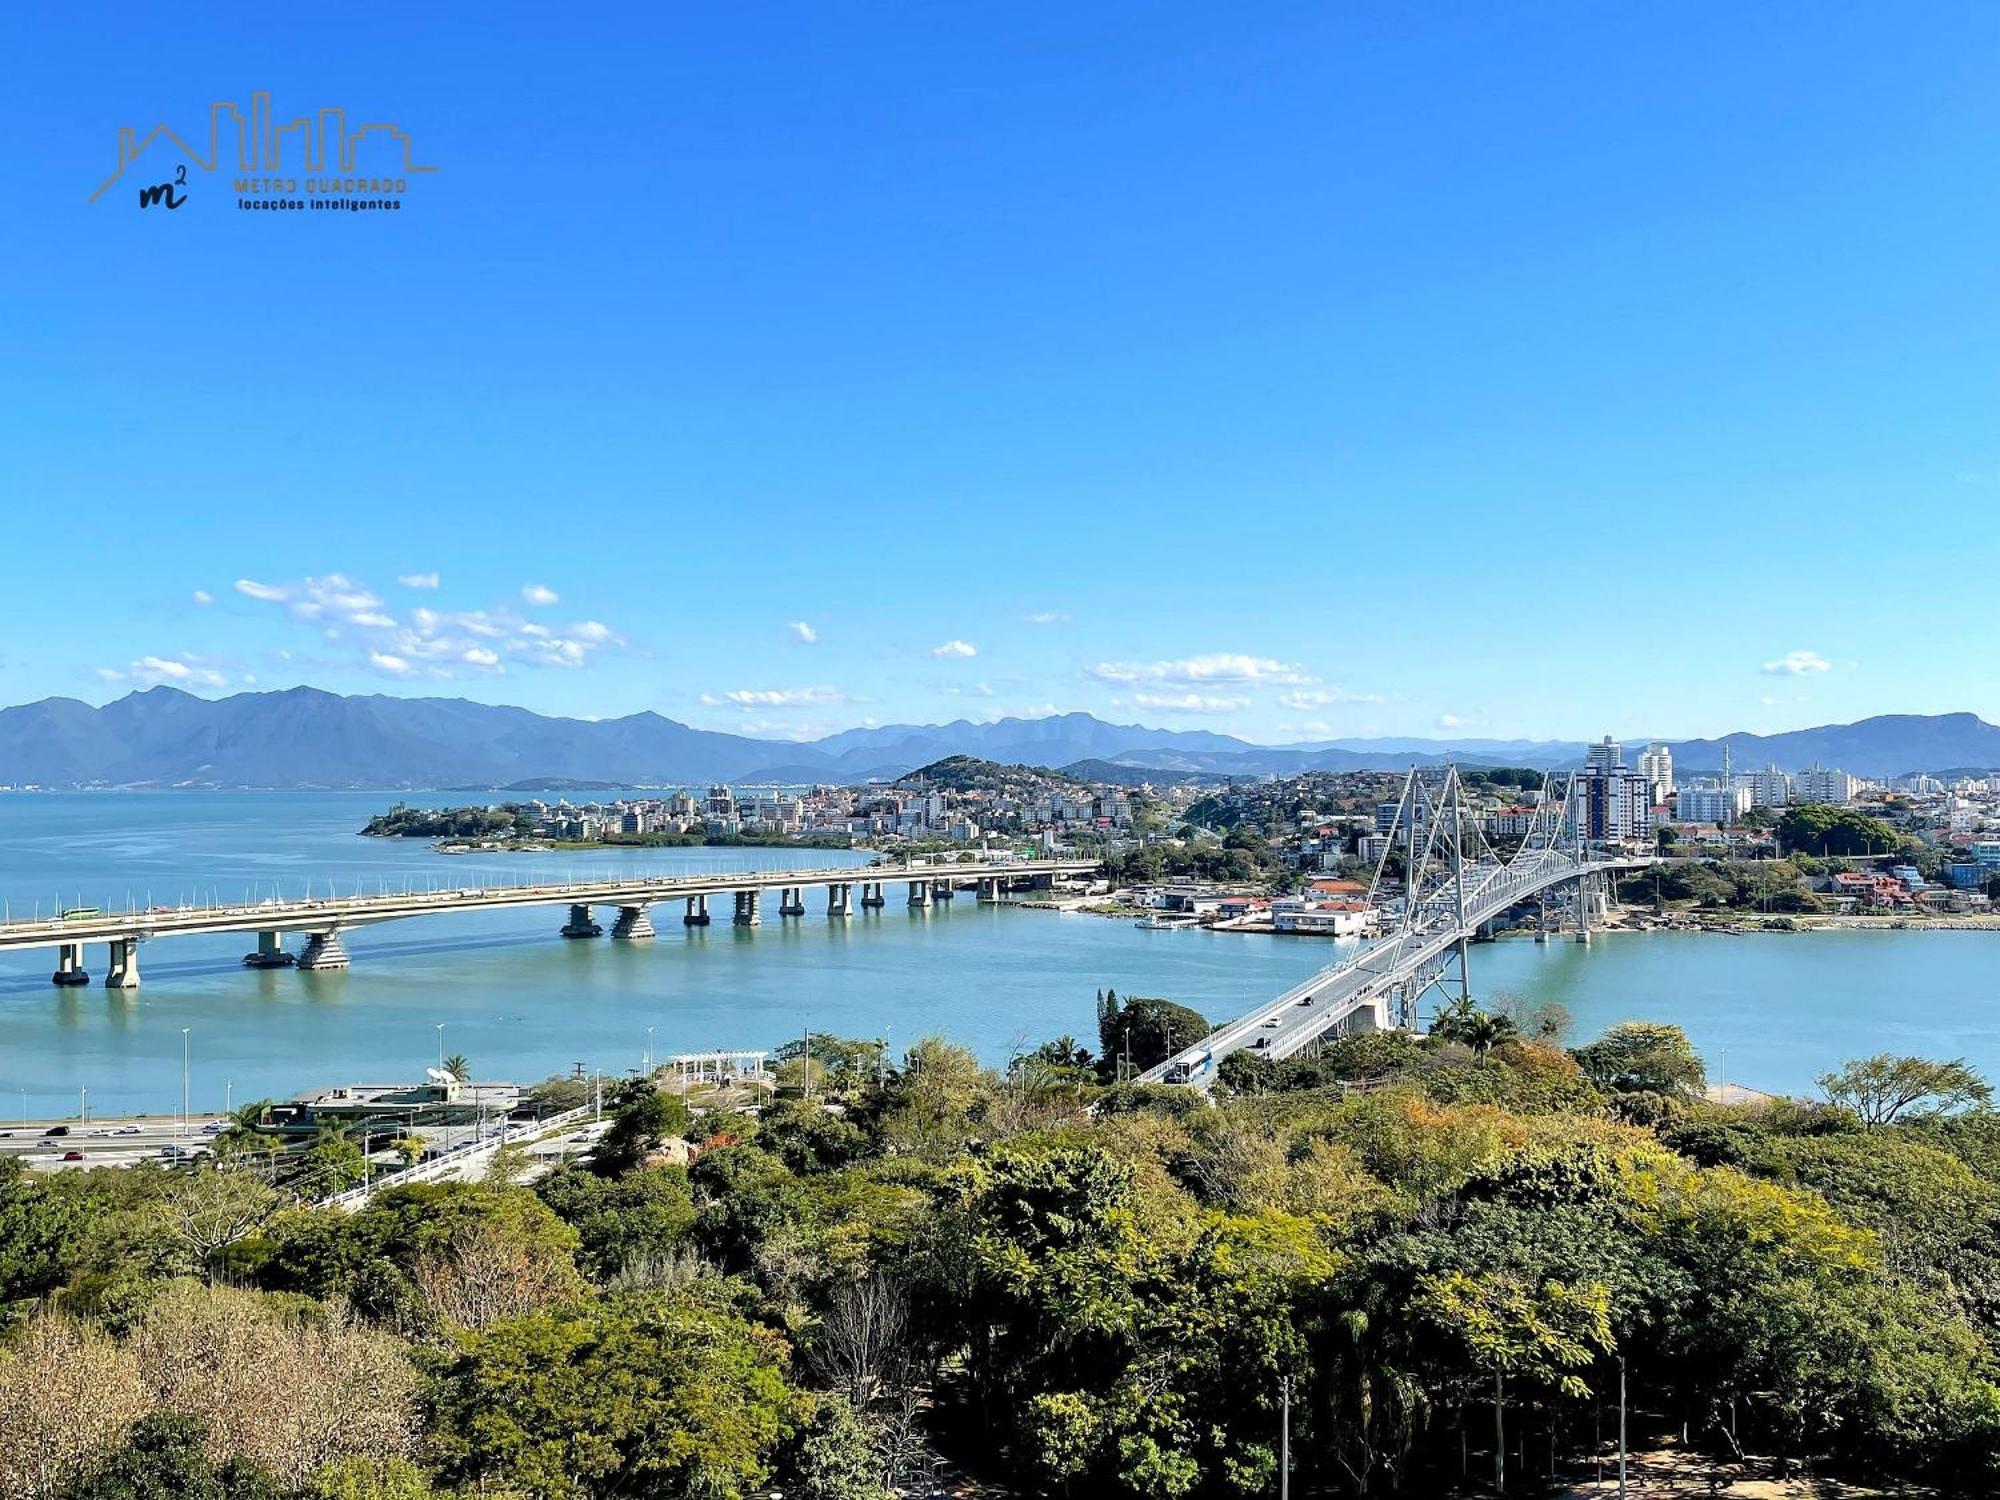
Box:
[1585,736,1624,774]
[1637,742,1675,797]
[1675,784,1752,824]
[1735,763,1793,809]
[1792,765,1861,806]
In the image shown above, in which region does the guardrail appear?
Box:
[317,1102,597,1211]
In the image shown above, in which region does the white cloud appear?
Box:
[1278,686,1383,710]
[521,583,560,606]
[191,589,213,606]
[788,620,818,644]
[96,653,229,689]
[1023,611,1070,626]
[932,639,977,659]
[1130,691,1251,714]
[1761,649,1830,676]
[1434,714,1484,730]
[1085,652,1311,687]
[230,571,627,680]
[700,686,849,708]
[398,572,441,590]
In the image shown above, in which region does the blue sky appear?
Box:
[6,3,1999,745]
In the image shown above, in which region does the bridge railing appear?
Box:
[1143,851,1646,1083]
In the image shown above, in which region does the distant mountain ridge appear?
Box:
[0,687,1991,787]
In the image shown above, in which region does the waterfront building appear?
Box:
[1572,736,1652,845]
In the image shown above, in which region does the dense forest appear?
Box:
[2,1011,1999,1498]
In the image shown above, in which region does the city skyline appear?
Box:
[11,6,2000,741]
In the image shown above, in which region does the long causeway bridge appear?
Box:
[1142,768,1652,1085]
[0,858,1102,988]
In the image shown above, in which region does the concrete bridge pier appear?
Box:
[932,880,955,901]
[684,893,710,926]
[907,879,929,907]
[734,890,761,926]
[612,905,656,941]
[828,883,853,917]
[298,929,350,971]
[977,877,1001,903]
[561,903,604,939]
[104,937,141,989]
[51,942,89,987]
[779,887,807,917]
[860,881,885,908]
[244,929,295,968]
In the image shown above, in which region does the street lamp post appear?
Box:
[435,1024,448,1150]
[180,1028,190,1146]
[1618,1355,1628,1498]
[646,1026,655,1076]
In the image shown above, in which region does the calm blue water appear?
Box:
[0,792,1994,1114]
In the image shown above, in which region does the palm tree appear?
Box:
[443,1052,471,1082]
[210,1100,282,1161]
[1461,1011,1520,1057]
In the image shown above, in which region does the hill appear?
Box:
[0,688,1992,787]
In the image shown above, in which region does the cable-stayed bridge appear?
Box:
[1141,768,1652,1085]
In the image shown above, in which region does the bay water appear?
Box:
[0,792,1992,1115]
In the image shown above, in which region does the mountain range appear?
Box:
[0,687,1995,788]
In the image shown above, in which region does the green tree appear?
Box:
[1572,1022,1706,1096]
[1414,1269,1612,1494]
[1818,1054,1993,1126]
[60,1413,276,1500]
[592,1083,694,1176]
[433,1292,792,1500]
[1777,804,1898,857]
[295,1126,368,1197]
[776,1394,890,1500]
[1097,995,1210,1075]
[303,1457,435,1500]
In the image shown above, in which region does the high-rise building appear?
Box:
[1739,763,1792,809]
[1571,736,1651,845]
[1675,785,1752,824]
[1793,765,1861,806]
[1637,742,1675,797]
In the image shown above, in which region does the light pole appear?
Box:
[180,1028,190,1146]
[1279,1374,1291,1500]
[646,1026,655,1075]
[1618,1355,1628,1498]
[435,1024,448,1151]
